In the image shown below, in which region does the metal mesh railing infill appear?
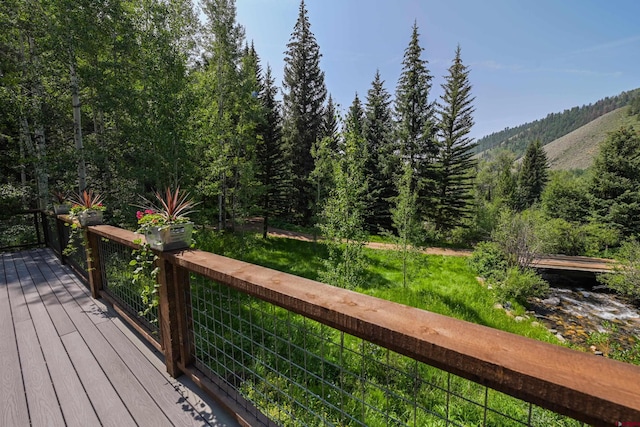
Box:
[99,237,160,339]
[186,273,586,427]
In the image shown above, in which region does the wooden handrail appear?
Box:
[54,219,640,425]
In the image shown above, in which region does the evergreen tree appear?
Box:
[433,46,476,232]
[282,0,327,225]
[394,22,437,222]
[589,127,640,235]
[344,93,365,139]
[364,70,397,233]
[256,65,288,238]
[321,94,340,151]
[516,140,549,209]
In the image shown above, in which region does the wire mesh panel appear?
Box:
[0,210,43,251]
[44,215,61,255]
[99,238,160,339]
[61,224,89,282]
[187,274,586,427]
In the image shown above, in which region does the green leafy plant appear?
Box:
[130,238,160,318]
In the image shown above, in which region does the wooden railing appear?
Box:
[44,216,640,426]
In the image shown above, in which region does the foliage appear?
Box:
[516,140,549,210]
[494,267,550,305]
[589,126,640,235]
[256,65,288,238]
[389,163,422,287]
[491,209,541,268]
[281,0,327,225]
[69,189,106,215]
[395,22,438,224]
[540,170,589,223]
[598,238,640,302]
[129,240,160,318]
[476,88,640,157]
[318,124,369,289]
[468,241,509,281]
[135,187,197,230]
[433,46,477,232]
[0,183,30,213]
[363,70,397,233]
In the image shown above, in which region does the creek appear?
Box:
[529,270,640,353]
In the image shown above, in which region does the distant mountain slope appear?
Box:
[476,88,640,158]
[544,106,639,170]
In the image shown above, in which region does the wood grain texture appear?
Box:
[99,320,213,426]
[61,331,137,427]
[0,259,29,427]
[14,319,65,426]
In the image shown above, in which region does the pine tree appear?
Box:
[394,22,437,222]
[433,46,476,232]
[321,94,340,151]
[344,93,365,139]
[589,127,640,235]
[364,70,397,233]
[282,0,327,225]
[516,140,549,209]
[256,65,288,238]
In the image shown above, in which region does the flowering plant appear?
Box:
[69,189,106,216]
[135,187,197,234]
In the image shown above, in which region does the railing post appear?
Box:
[41,211,50,248]
[85,228,104,299]
[56,216,67,264]
[158,254,191,378]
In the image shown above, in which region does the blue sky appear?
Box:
[234,0,640,139]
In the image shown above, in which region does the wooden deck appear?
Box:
[0,248,240,427]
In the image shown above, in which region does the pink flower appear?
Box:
[136,211,144,220]
[145,209,154,214]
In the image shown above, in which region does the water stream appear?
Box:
[529,270,640,352]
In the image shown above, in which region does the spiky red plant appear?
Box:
[70,189,104,209]
[138,187,198,223]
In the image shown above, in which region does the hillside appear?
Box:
[544,106,639,170]
[476,88,640,158]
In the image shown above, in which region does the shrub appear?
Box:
[598,238,640,302]
[494,267,549,305]
[468,241,508,280]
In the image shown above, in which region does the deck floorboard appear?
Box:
[1,249,239,427]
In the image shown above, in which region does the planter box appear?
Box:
[144,222,193,251]
[78,209,103,227]
[53,204,70,215]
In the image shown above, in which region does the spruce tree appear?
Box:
[322,94,340,152]
[282,0,327,225]
[589,127,640,235]
[516,140,549,209]
[395,22,437,222]
[256,65,288,238]
[364,70,397,233]
[344,93,365,138]
[433,46,476,232]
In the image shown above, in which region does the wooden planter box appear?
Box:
[78,209,103,227]
[144,222,193,251]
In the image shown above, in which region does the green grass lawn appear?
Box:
[196,230,558,345]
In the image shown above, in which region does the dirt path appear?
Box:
[263,224,472,257]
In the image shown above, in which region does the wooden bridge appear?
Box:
[533,254,615,274]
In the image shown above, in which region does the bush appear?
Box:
[536,217,587,256]
[598,238,640,302]
[494,267,549,304]
[468,241,508,280]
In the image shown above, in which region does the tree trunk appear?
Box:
[70,58,86,192]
